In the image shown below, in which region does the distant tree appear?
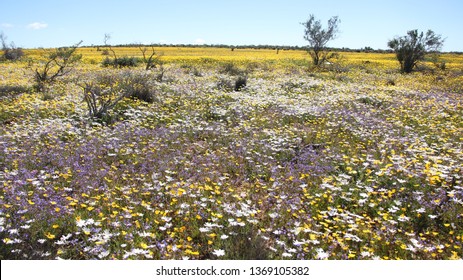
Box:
[34,41,82,92]
[139,45,162,70]
[0,32,24,61]
[82,74,128,120]
[101,34,138,68]
[387,29,444,73]
[103,33,117,62]
[363,46,374,53]
[301,14,340,66]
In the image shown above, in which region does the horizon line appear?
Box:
[18,43,463,53]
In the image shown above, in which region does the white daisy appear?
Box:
[212,249,225,257]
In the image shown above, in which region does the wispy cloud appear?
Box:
[27,22,48,30]
[1,23,14,28]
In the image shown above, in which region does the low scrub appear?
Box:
[81,70,157,122]
[102,56,139,68]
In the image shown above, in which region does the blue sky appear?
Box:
[1,0,462,51]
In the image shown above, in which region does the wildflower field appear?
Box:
[1,47,463,260]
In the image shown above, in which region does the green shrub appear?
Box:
[1,32,24,61]
[0,85,30,97]
[216,77,234,92]
[220,62,244,76]
[82,71,157,122]
[388,30,444,73]
[122,72,157,103]
[33,41,82,92]
[101,57,113,67]
[234,76,247,91]
[102,56,139,68]
[3,48,24,61]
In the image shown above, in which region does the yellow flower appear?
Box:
[449,251,460,260]
[185,249,199,256]
[45,232,55,239]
